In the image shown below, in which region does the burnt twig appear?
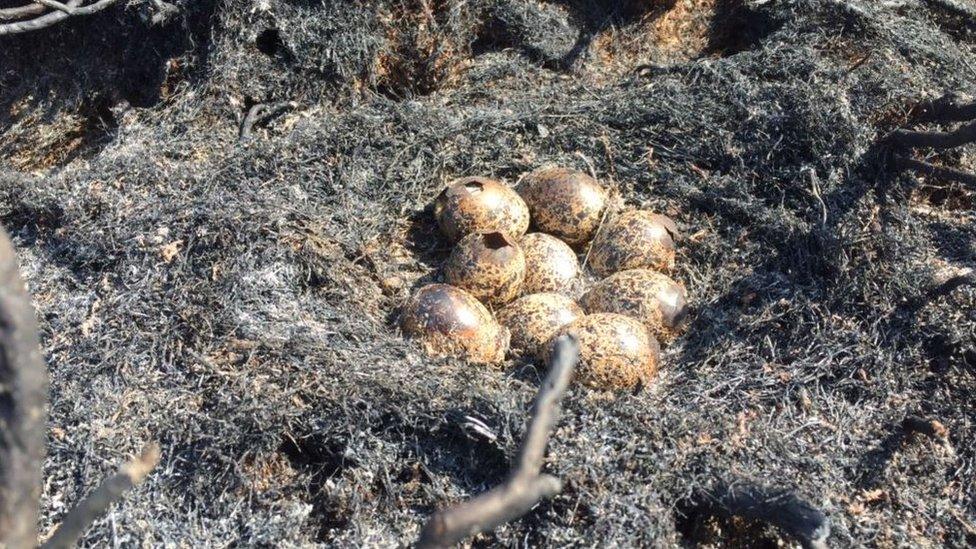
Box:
[239,101,298,142]
[0,227,48,548]
[0,4,46,21]
[888,91,976,185]
[34,0,76,15]
[888,119,976,150]
[417,335,579,549]
[1,226,160,548]
[0,0,121,36]
[42,443,161,549]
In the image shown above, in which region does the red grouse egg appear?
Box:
[434,177,530,242]
[496,293,583,358]
[400,284,510,364]
[588,210,679,276]
[443,231,526,305]
[547,313,660,389]
[519,232,581,295]
[581,269,688,340]
[517,167,608,247]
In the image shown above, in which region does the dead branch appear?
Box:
[888,90,976,185]
[0,3,45,21]
[41,443,161,549]
[893,155,976,187]
[0,227,48,549]
[1,226,159,548]
[0,0,120,36]
[888,119,976,150]
[34,0,76,15]
[416,335,579,549]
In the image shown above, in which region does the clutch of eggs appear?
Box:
[402,169,685,390]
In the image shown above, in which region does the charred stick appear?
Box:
[0,4,46,21]
[416,335,579,549]
[0,0,118,36]
[54,0,117,15]
[34,0,76,15]
[239,104,266,141]
[41,443,161,549]
[0,227,48,549]
[0,225,160,548]
[417,475,562,549]
[515,336,577,475]
[239,101,298,141]
[888,119,976,150]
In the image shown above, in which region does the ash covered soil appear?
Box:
[2,0,975,546]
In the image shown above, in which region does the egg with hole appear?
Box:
[588,210,679,276]
[547,313,660,389]
[400,284,510,363]
[581,269,688,340]
[519,233,581,295]
[444,231,526,305]
[517,167,608,247]
[434,177,530,242]
[496,293,584,358]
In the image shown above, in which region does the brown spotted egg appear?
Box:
[588,210,679,276]
[517,167,608,247]
[581,269,688,340]
[496,293,583,358]
[443,232,526,305]
[400,284,510,364]
[434,177,530,242]
[519,233,581,295]
[548,313,660,389]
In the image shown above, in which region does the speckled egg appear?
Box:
[517,167,608,247]
[400,284,510,364]
[548,313,660,389]
[588,210,679,276]
[434,177,530,242]
[496,293,584,357]
[581,269,688,339]
[519,233,581,295]
[443,232,526,305]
